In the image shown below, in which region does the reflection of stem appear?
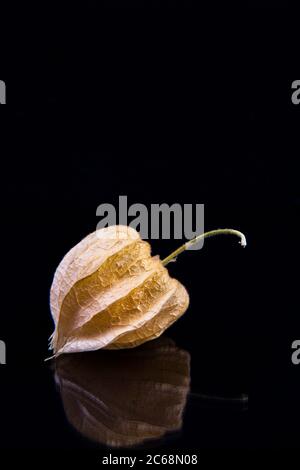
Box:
[189,392,248,403]
[162,229,247,267]
[189,392,249,410]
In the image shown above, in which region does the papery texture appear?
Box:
[50,226,189,355]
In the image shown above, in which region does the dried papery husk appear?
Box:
[55,337,190,448]
[50,225,189,356]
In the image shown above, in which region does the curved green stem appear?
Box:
[162,228,246,267]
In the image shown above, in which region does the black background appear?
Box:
[0,5,299,461]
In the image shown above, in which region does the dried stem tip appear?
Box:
[162,229,247,267]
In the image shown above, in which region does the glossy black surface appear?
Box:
[1,18,300,454]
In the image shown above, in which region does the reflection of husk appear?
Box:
[55,337,190,448]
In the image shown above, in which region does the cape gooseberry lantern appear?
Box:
[49,225,246,356]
